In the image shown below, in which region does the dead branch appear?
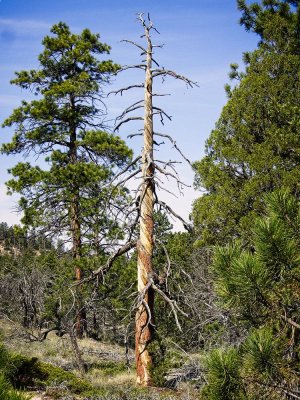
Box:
[141,299,154,330]
[152,68,198,87]
[116,100,144,120]
[77,240,137,285]
[108,155,141,185]
[152,93,171,97]
[127,133,143,139]
[109,84,144,96]
[156,200,193,232]
[152,282,187,332]
[114,116,144,131]
[281,314,300,331]
[133,273,188,334]
[154,132,191,165]
[152,107,172,125]
[155,160,183,180]
[154,162,190,187]
[137,12,160,35]
[110,170,141,194]
[155,181,179,198]
[25,326,67,342]
[119,64,146,72]
[121,39,147,53]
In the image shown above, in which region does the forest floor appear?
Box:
[0,319,201,400]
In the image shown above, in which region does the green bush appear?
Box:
[0,343,9,370]
[5,354,45,389]
[202,191,300,397]
[0,350,91,395]
[242,328,280,380]
[0,343,28,399]
[202,347,245,400]
[0,373,28,400]
[6,353,91,393]
[38,361,91,393]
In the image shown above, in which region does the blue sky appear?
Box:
[0,0,257,228]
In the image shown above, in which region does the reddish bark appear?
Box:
[135,19,155,386]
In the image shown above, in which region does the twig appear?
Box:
[156,200,193,232]
[76,240,137,285]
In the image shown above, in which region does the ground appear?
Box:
[0,319,201,400]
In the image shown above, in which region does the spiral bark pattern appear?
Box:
[135,24,155,386]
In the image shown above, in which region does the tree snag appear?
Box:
[113,14,197,385]
[135,19,155,384]
[77,13,197,385]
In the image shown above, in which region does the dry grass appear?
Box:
[88,368,136,388]
[0,319,201,399]
[1,320,74,367]
[0,319,134,386]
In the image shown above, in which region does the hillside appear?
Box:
[0,319,200,400]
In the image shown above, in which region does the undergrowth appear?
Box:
[0,323,201,399]
[0,344,28,400]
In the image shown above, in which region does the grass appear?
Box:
[0,319,201,400]
[1,319,134,381]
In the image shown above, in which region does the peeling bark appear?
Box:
[135,20,155,387]
[109,13,197,386]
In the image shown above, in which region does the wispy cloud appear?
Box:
[0,18,51,48]
[0,18,50,34]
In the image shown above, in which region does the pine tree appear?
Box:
[2,22,132,337]
[202,190,300,399]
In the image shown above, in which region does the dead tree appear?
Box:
[110,14,197,386]
[76,13,197,386]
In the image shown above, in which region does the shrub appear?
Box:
[0,373,28,400]
[4,352,91,393]
[202,347,245,400]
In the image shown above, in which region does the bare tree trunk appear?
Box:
[90,13,197,386]
[135,24,155,387]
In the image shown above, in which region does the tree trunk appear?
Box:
[69,115,86,339]
[69,327,86,375]
[115,13,196,386]
[135,25,155,386]
[70,189,87,339]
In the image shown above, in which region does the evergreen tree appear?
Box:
[202,191,300,399]
[192,0,300,245]
[1,22,132,336]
